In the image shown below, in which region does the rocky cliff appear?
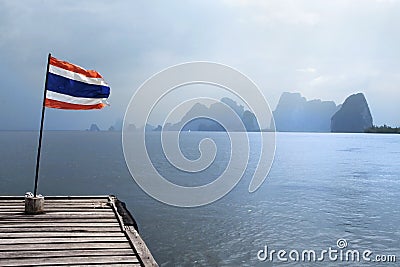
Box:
[166,98,260,132]
[331,93,373,133]
[88,123,100,132]
[273,92,339,132]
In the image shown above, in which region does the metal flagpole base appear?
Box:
[24,192,44,214]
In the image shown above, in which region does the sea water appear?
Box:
[0,131,399,266]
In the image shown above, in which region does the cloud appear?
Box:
[223,0,320,25]
[376,0,398,3]
[0,0,400,129]
[296,68,317,73]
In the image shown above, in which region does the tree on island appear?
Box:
[365,125,400,134]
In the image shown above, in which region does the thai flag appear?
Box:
[45,56,110,110]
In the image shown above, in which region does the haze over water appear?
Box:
[0,131,399,266]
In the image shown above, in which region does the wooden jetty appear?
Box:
[0,195,157,266]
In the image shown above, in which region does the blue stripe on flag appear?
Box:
[47,73,110,98]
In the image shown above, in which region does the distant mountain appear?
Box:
[88,123,100,132]
[273,92,340,132]
[165,97,260,132]
[123,92,373,133]
[107,119,123,132]
[331,93,373,133]
[113,119,123,131]
[153,125,162,131]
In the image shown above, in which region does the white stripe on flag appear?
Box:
[46,91,105,105]
[49,65,109,86]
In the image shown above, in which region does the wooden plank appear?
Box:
[44,203,110,207]
[37,195,111,199]
[0,213,115,218]
[0,200,24,203]
[0,211,114,215]
[0,221,116,225]
[0,203,24,207]
[40,208,112,211]
[0,217,116,222]
[44,200,109,203]
[0,208,113,216]
[0,219,116,223]
[43,202,110,205]
[0,255,140,266]
[0,204,111,210]
[42,200,111,203]
[1,232,126,238]
[0,220,117,225]
[0,248,136,259]
[0,201,109,207]
[42,206,111,210]
[0,196,157,266]
[41,203,110,208]
[0,226,122,233]
[0,195,110,200]
[0,237,128,244]
[0,242,132,251]
[109,201,157,267]
[42,207,111,210]
[0,223,120,227]
[0,216,115,220]
[0,206,115,210]
[61,264,141,267]
[0,204,111,209]
[0,214,116,219]
[124,226,158,267]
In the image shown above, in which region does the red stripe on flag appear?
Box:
[45,98,106,110]
[49,57,103,79]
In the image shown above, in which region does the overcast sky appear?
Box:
[1,0,399,130]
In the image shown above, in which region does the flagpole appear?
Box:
[34,53,51,197]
